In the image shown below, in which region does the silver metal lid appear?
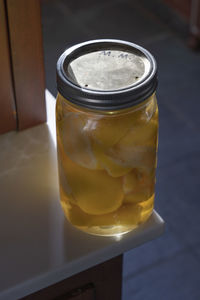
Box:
[57,39,157,111]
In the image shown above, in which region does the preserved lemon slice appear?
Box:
[123,169,155,204]
[61,201,90,227]
[58,166,74,201]
[64,202,141,227]
[64,202,117,227]
[108,120,157,170]
[139,195,154,223]
[118,120,158,147]
[114,203,142,225]
[92,142,132,177]
[90,98,156,149]
[124,192,148,204]
[123,168,155,193]
[109,145,156,170]
[90,203,141,226]
[91,112,138,148]
[123,169,138,194]
[139,194,154,211]
[58,156,77,205]
[57,112,97,169]
[61,153,123,215]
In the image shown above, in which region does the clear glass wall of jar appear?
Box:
[56,39,158,236]
[56,93,158,236]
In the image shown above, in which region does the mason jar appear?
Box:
[56,39,158,236]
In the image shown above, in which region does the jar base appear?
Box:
[70,209,153,237]
[74,224,139,237]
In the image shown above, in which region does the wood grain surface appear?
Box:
[0,0,16,134]
[6,0,46,130]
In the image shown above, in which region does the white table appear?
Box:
[0,90,164,300]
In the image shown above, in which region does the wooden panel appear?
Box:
[22,255,122,300]
[0,0,16,134]
[6,0,46,130]
[190,0,200,36]
[55,284,95,299]
[188,0,200,49]
[164,0,192,19]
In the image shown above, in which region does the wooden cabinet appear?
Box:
[164,0,200,48]
[164,0,192,19]
[0,0,16,134]
[0,0,46,134]
[21,256,122,300]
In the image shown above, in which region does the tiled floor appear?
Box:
[41,0,200,299]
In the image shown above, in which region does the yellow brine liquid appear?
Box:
[56,93,158,236]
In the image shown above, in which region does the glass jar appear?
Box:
[56,39,158,236]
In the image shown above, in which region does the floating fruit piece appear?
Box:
[123,169,155,204]
[91,111,141,148]
[90,203,142,226]
[61,201,90,227]
[139,194,155,211]
[92,142,132,177]
[58,157,77,205]
[124,192,148,204]
[123,169,138,194]
[114,203,142,225]
[107,120,157,170]
[59,170,75,204]
[61,153,123,215]
[118,119,158,147]
[64,202,142,227]
[64,202,117,227]
[110,144,156,170]
[139,195,154,223]
[57,112,97,169]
